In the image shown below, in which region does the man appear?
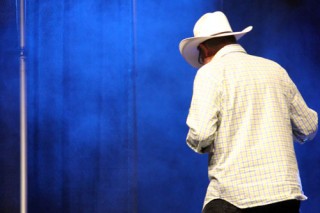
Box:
[179,11,318,213]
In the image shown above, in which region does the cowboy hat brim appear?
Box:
[179,26,253,68]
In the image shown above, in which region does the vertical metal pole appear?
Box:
[19,0,27,213]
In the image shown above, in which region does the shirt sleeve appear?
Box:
[186,67,221,154]
[290,84,318,143]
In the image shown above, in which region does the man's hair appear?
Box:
[198,36,237,63]
[203,35,236,49]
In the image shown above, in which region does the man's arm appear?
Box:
[186,68,221,153]
[290,85,318,143]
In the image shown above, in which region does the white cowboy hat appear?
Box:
[179,11,253,68]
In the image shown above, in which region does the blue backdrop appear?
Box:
[0,0,319,212]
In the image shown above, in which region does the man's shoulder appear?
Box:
[198,59,226,76]
[246,54,282,67]
[195,61,224,84]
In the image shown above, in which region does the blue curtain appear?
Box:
[0,0,20,212]
[25,0,219,212]
[0,0,319,212]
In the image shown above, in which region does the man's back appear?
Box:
[181,11,318,212]
[186,44,318,208]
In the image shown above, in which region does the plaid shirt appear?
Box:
[186,44,318,208]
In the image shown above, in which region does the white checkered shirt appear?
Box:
[186,44,318,209]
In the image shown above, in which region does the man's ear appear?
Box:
[198,43,209,57]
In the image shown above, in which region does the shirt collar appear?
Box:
[213,44,247,61]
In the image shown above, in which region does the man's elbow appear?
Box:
[308,112,318,140]
[186,131,213,154]
[294,123,318,143]
[293,111,318,143]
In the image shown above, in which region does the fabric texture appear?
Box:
[186,44,318,209]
